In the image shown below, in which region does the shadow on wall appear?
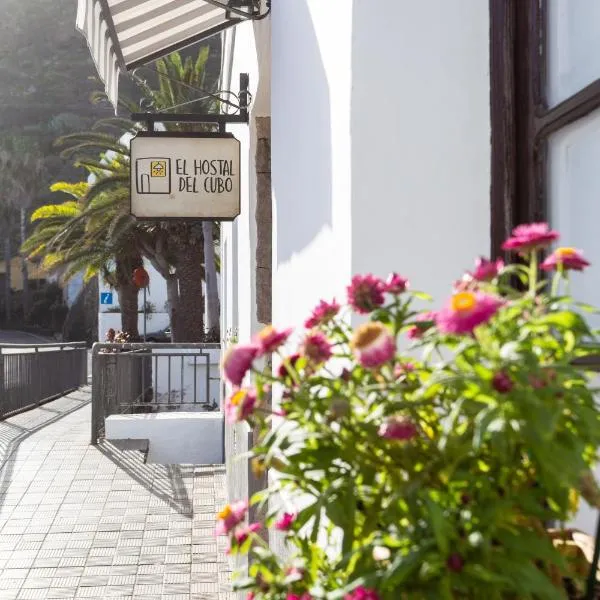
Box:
[272,0,332,263]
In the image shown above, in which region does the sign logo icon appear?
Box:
[100,292,113,305]
[150,160,167,177]
[136,157,171,194]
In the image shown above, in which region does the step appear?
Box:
[105,412,224,465]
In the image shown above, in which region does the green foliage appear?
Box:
[221,242,600,599]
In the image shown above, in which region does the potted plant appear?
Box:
[220,223,600,599]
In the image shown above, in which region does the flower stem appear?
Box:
[529,251,538,296]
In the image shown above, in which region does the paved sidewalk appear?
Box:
[0,387,233,599]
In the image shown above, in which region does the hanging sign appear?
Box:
[130,132,241,220]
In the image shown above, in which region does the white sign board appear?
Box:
[130,133,241,219]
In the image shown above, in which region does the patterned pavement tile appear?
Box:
[0,389,234,599]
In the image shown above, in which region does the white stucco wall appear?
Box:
[351,0,491,307]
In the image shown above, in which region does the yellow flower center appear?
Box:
[217,505,232,520]
[351,322,386,350]
[230,390,246,406]
[556,247,576,258]
[451,292,476,313]
[259,325,274,339]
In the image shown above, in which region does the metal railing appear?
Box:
[0,342,88,419]
[91,342,221,444]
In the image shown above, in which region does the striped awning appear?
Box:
[76,0,261,109]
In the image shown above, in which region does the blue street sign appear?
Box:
[100,292,114,305]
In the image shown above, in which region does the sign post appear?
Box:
[130,132,241,220]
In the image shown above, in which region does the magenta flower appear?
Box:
[234,522,261,545]
[501,222,559,253]
[471,257,504,281]
[436,291,503,335]
[222,344,258,386]
[378,416,418,441]
[301,331,333,365]
[492,371,513,394]
[406,311,437,340]
[215,500,247,536]
[304,299,340,328]
[446,553,465,573]
[255,325,293,356]
[347,274,386,313]
[541,247,590,272]
[274,513,296,531]
[351,322,395,368]
[287,594,312,600]
[247,593,255,600]
[225,388,258,424]
[278,353,301,379]
[345,586,380,600]
[384,272,409,294]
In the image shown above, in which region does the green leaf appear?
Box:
[424,498,449,554]
[473,406,501,450]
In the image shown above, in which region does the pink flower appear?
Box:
[301,331,333,364]
[406,311,437,340]
[351,322,395,368]
[225,388,257,423]
[492,371,513,394]
[347,274,386,314]
[215,500,247,535]
[275,513,296,531]
[384,272,409,294]
[471,257,504,281]
[222,344,258,386]
[541,247,590,272]
[287,594,312,600]
[246,593,255,600]
[278,353,301,379]
[304,299,340,328]
[394,362,415,379]
[345,586,380,600]
[255,325,293,356]
[436,291,503,335]
[501,222,559,253]
[285,567,305,581]
[378,416,418,441]
[234,522,261,545]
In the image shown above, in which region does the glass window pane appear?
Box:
[547,0,600,107]
[548,109,600,537]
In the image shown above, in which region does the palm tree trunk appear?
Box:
[165,275,181,341]
[20,208,29,321]
[175,242,205,342]
[115,254,141,340]
[202,221,219,337]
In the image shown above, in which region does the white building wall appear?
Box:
[351,0,491,306]
[271,1,354,332]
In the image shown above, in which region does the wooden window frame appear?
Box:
[490,0,600,257]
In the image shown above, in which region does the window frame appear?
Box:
[490,0,600,256]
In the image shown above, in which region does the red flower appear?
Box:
[447,553,464,572]
[304,299,340,328]
[225,389,257,424]
[378,416,418,441]
[345,586,380,600]
[436,292,503,335]
[384,272,409,294]
[255,325,293,356]
[471,257,504,281]
[406,311,437,340]
[215,501,247,536]
[541,247,590,272]
[347,274,386,314]
[274,513,296,531]
[301,331,333,365]
[222,344,259,386]
[492,371,513,393]
[234,522,261,545]
[351,322,395,368]
[278,353,301,379]
[501,222,559,253]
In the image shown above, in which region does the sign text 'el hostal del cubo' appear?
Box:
[130,133,241,219]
